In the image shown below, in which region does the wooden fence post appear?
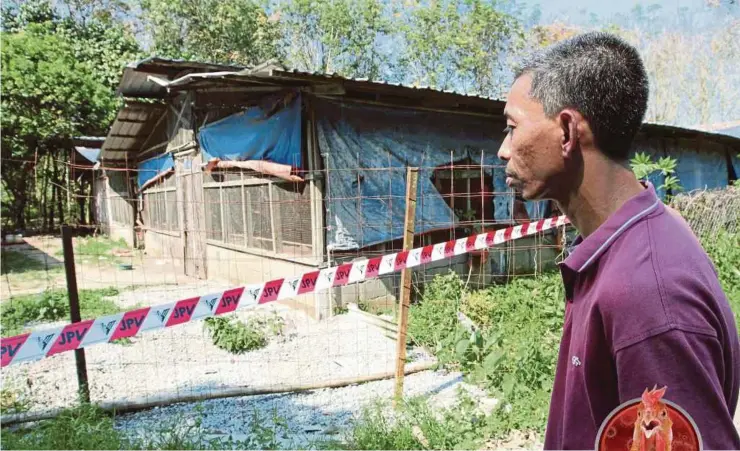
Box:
[394,167,419,406]
[61,225,90,403]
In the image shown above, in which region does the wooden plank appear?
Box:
[394,167,419,405]
[308,104,325,265]
[269,182,282,254]
[188,154,208,279]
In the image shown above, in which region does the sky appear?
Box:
[525,0,738,32]
[532,0,693,21]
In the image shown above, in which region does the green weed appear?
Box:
[699,230,740,326]
[340,395,489,450]
[76,236,129,256]
[54,236,131,265]
[203,313,284,354]
[0,385,32,415]
[0,404,132,450]
[1,287,123,337]
[407,271,563,437]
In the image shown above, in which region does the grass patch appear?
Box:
[54,236,131,265]
[700,230,740,326]
[408,271,563,438]
[1,287,123,337]
[338,395,494,450]
[1,403,301,450]
[1,404,212,450]
[203,313,284,354]
[1,404,132,450]
[74,236,129,257]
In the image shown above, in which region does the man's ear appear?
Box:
[557,110,579,158]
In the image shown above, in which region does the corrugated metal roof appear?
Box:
[116,57,502,103]
[111,57,739,150]
[118,57,246,98]
[269,68,501,102]
[101,101,167,162]
[691,120,740,140]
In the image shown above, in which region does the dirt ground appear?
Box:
[1,235,205,300]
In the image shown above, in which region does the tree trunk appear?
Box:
[78,181,87,225]
[12,190,27,231]
[49,156,57,231]
[56,159,64,226]
[41,155,50,231]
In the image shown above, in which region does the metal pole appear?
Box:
[394,167,419,406]
[61,225,90,403]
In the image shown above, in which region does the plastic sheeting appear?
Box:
[314,99,548,250]
[671,146,728,192]
[74,147,100,164]
[137,152,174,188]
[197,94,302,168]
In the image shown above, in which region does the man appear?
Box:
[498,32,740,450]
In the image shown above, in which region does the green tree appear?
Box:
[1,0,139,230]
[453,0,523,97]
[276,0,392,79]
[137,0,281,66]
[399,0,522,95]
[1,28,115,228]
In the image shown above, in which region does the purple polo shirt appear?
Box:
[544,183,740,450]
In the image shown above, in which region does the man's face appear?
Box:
[498,74,568,201]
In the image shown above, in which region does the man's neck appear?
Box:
[557,159,645,238]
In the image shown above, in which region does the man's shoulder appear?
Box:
[591,210,721,352]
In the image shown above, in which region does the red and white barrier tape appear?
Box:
[0,215,569,367]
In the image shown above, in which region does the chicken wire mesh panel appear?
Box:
[246,184,274,252]
[223,185,246,247]
[204,187,222,242]
[275,182,312,258]
[1,128,571,448]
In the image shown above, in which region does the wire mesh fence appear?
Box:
[5,152,739,447]
[1,153,571,446]
[669,185,740,237]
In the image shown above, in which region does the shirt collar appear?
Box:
[560,182,663,274]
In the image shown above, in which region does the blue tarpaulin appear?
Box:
[314,99,548,250]
[197,94,302,167]
[138,152,174,188]
[672,147,728,192]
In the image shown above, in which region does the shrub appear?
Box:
[1,288,122,337]
[203,313,284,354]
[407,271,564,437]
[700,230,740,325]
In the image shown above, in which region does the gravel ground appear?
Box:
[114,369,469,449]
[2,283,437,417]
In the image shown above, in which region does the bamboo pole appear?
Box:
[0,361,436,426]
[394,167,419,406]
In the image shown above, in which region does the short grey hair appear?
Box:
[516,32,649,161]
